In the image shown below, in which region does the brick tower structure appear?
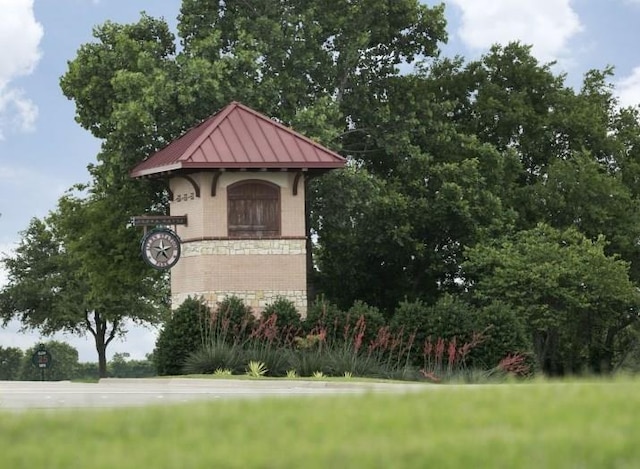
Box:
[130,102,346,316]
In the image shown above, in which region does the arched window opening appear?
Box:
[227,180,281,238]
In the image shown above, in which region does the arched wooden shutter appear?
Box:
[227,180,281,238]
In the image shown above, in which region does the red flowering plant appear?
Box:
[419,328,490,382]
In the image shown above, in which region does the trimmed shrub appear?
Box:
[154,297,210,376]
[390,297,436,366]
[346,301,386,345]
[213,295,255,344]
[303,295,345,338]
[471,302,532,369]
[261,296,302,331]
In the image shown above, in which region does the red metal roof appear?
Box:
[130,101,346,178]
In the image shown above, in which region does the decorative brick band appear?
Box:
[181,238,306,257]
[172,290,308,317]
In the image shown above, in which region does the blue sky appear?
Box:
[1,0,640,362]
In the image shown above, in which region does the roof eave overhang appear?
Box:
[131,161,346,179]
[130,162,184,179]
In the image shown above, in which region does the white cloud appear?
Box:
[617,66,640,108]
[449,0,583,63]
[0,0,43,138]
[0,163,69,198]
[0,163,38,184]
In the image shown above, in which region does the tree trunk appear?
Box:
[95,316,108,378]
[599,327,618,374]
[96,339,108,378]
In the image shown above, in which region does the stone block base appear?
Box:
[172,290,307,318]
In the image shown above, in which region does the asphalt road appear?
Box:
[0,378,429,410]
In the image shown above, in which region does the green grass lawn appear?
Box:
[2,378,639,468]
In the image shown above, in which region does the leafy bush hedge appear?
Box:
[261,296,302,331]
[391,294,531,369]
[471,302,532,368]
[154,297,210,376]
[304,296,384,345]
[303,295,344,336]
[166,295,532,381]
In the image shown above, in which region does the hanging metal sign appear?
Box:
[141,228,182,270]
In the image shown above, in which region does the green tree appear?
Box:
[0,192,166,378]
[310,166,416,313]
[529,151,640,279]
[19,341,80,381]
[60,14,181,201]
[0,346,23,380]
[311,131,515,312]
[463,224,640,375]
[436,45,640,278]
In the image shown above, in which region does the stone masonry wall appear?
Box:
[181,239,306,256]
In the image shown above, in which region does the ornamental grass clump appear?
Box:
[243,313,299,376]
[206,296,255,347]
[291,330,330,377]
[419,329,489,381]
[367,325,417,373]
[494,353,532,378]
[293,314,418,379]
[182,343,244,375]
[325,315,383,377]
